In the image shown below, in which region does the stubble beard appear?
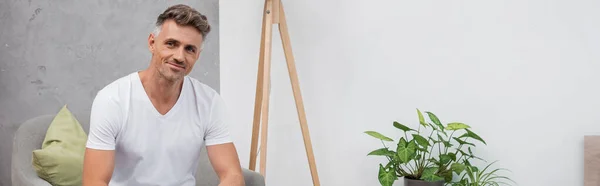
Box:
[156,60,184,83]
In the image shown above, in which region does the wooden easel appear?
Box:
[247,0,321,185]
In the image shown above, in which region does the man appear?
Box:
[82,4,244,186]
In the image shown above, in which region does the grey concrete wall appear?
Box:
[0,0,220,185]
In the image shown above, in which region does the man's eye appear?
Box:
[166,42,174,46]
[186,47,195,53]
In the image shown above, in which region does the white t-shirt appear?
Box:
[85,72,232,186]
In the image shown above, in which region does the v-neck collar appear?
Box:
[133,72,187,119]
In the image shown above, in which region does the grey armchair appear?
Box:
[12,114,264,186]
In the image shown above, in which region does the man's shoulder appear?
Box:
[186,76,220,99]
[94,72,136,101]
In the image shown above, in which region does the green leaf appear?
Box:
[392,153,401,163]
[439,154,452,165]
[428,158,440,165]
[421,167,444,182]
[458,179,468,186]
[441,169,453,182]
[417,109,427,127]
[465,164,476,181]
[412,134,430,148]
[442,141,453,148]
[448,152,457,161]
[451,162,466,174]
[368,148,395,157]
[365,131,394,141]
[453,137,475,146]
[446,122,470,130]
[393,121,413,132]
[397,138,417,163]
[383,160,395,169]
[458,129,486,145]
[471,166,479,172]
[426,111,445,132]
[378,164,397,186]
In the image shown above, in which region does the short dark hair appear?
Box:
[155,4,211,39]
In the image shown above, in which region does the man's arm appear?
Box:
[205,94,244,185]
[82,149,115,186]
[207,143,245,186]
[83,87,121,185]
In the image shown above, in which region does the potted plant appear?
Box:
[365,109,488,186]
[451,160,516,186]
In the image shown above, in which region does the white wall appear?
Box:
[220,0,600,185]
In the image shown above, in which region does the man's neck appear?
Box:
[138,69,182,105]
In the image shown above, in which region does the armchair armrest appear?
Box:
[11,115,54,186]
[242,168,265,186]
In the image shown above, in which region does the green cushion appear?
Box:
[32,105,88,186]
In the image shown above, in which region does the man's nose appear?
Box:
[173,47,185,63]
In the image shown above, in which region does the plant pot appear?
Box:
[403,177,444,186]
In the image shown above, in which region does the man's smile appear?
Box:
[167,62,185,71]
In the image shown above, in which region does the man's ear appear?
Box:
[196,41,204,58]
[196,47,202,58]
[148,33,156,52]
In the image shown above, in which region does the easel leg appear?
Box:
[250,0,275,178]
[277,3,321,186]
[259,0,275,178]
[249,0,321,185]
[248,0,268,172]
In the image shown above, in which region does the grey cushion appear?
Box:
[12,115,264,186]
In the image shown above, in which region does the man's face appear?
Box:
[148,19,204,82]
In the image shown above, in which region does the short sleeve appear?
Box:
[204,94,233,146]
[86,89,121,150]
